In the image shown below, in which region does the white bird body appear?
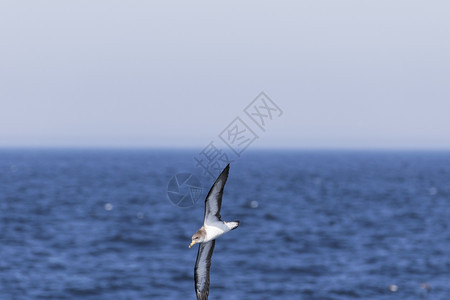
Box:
[203,221,239,243]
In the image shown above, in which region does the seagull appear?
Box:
[189,164,240,300]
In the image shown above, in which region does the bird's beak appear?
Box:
[189,241,196,248]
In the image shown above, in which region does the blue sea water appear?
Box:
[0,149,449,300]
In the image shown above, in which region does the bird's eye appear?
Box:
[195,237,199,240]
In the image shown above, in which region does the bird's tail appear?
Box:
[227,221,240,230]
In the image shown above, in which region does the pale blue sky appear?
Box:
[1,1,449,149]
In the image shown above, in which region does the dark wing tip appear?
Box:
[222,163,230,176]
[212,163,230,186]
[223,163,230,174]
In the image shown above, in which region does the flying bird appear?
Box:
[189,164,240,300]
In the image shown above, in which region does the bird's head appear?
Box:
[189,231,205,248]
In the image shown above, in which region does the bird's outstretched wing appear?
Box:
[203,164,229,225]
[194,240,216,300]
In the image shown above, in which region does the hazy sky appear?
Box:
[1,1,449,149]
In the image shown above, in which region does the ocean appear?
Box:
[0,149,449,299]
